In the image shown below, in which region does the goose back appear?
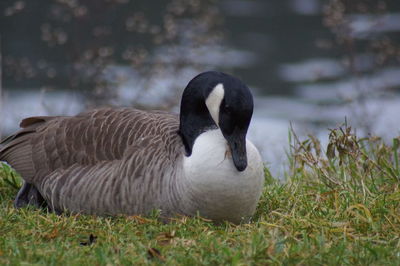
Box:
[0,108,185,215]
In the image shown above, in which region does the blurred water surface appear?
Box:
[1,0,400,176]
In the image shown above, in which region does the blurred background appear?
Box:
[1,0,400,176]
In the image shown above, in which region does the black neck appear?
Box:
[178,80,216,156]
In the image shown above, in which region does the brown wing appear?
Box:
[0,108,180,184]
[38,136,173,214]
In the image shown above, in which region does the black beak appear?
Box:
[226,133,248,172]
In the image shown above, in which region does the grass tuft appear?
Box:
[1,126,400,265]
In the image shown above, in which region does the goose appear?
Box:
[0,71,264,223]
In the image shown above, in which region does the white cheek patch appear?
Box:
[205,83,225,126]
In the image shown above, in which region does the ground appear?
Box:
[0,127,399,265]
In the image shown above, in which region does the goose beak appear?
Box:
[226,133,248,172]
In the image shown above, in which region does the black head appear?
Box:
[178,71,254,172]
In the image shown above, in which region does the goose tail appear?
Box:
[0,116,55,170]
[0,117,53,210]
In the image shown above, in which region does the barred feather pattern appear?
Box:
[0,108,188,216]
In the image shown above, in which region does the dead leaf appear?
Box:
[147,247,165,261]
[156,231,175,245]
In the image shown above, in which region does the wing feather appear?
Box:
[0,108,181,185]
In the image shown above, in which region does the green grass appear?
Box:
[1,126,400,265]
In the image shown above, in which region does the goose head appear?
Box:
[179,71,253,172]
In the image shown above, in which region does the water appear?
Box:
[1,0,400,177]
[222,0,400,175]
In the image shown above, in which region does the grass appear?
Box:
[0,126,400,265]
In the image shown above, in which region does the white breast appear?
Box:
[182,129,264,223]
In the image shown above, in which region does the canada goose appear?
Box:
[0,71,264,223]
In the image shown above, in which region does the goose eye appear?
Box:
[224,105,232,115]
